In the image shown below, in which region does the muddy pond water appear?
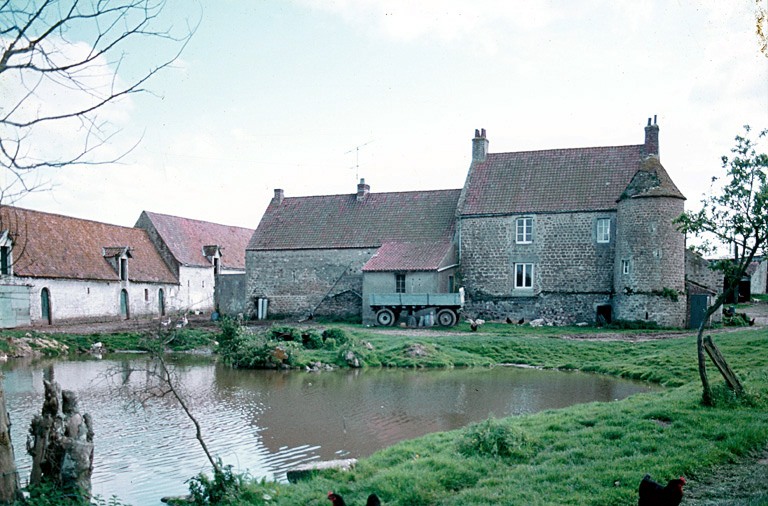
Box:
[2,354,659,505]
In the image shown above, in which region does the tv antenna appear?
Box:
[345,140,373,181]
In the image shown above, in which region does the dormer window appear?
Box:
[0,230,12,276]
[203,245,222,274]
[103,246,132,281]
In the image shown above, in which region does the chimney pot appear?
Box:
[472,128,489,163]
[643,116,660,158]
[356,178,370,201]
[273,188,284,204]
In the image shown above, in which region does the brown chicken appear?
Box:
[638,474,685,506]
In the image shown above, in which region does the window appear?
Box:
[516,217,533,244]
[119,257,128,281]
[621,259,629,275]
[0,246,10,275]
[213,257,221,275]
[514,263,534,289]
[144,289,149,301]
[448,275,455,293]
[395,273,406,293]
[596,218,611,243]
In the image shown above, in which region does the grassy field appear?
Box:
[221,325,768,506]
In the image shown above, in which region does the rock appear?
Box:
[286,458,357,483]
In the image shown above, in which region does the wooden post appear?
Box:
[703,335,744,395]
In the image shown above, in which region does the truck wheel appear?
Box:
[376,308,395,326]
[436,309,457,326]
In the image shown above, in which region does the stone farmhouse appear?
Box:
[248,119,720,328]
[246,184,461,323]
[0,206,178,327]
[136,211,254,314]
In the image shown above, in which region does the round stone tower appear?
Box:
[613,119,687,327]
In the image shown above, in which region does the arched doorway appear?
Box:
[40,288,52,325]
[120,289,130,319]
[158,288,165,316]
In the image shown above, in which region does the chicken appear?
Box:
[466,318,485,331]
[638,474,685,506]
[327,491,381,506]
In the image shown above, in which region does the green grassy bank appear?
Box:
[225,326,768,505]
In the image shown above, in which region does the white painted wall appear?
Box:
[4,276,182,324]
[177,266,215,313]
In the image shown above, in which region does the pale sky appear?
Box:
[12,0,768,233]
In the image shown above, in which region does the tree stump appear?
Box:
[27,380,94,500]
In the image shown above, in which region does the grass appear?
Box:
[221,326,768,505]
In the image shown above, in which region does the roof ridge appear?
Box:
[489,143,642,157]
[143,210,254,231]
[275,188,462,201]
[5,205,141,231]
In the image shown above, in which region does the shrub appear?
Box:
[187,459,247,505]
[322,327,354,346]
[269,326,301,342]
[301,329,324,349]
[456,418,534,461]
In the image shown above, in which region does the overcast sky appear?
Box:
[13,0,768,232]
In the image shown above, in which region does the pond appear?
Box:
[2,355,659,505]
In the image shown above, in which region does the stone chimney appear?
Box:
[272,188,284,204]
[356,178,370,201]
[472,128,488,163]
[644,116,659,158]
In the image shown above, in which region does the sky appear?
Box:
[9,0,768,233]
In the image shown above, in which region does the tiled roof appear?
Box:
[620,156,686,200]
[458,145,683,216]
[1,206,177,283]
[137,211,254,268]
[248,189,461,250]
[362,240,455,272]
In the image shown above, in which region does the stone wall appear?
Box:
[215,273,245,316]
[459,211,616,323]
[246,248,376,319]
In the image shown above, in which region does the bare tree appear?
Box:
[0,1,196,499]
[1,0,196,203]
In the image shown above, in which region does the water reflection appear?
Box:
[2,356,658,505]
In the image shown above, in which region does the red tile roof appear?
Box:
[1,206,177,283]
[458,145,684,216]
[137,211,254,269]
[248,189,461,251]
[362,240,455,272]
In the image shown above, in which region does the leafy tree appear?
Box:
[676,125,768,405]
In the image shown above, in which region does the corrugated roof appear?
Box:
[362,241,454,272]
[138,211,254,268]
[248,189,461,251]
[1,206,177,283]
[458,144,682,216]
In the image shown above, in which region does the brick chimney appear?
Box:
[272,188,284,204]
[356,178,370,201]
[472,128,488,163]
[644,116,659,158]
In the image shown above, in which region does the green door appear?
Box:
[120,289,129,319]
[41,288,52,325]
[158,289,165,316]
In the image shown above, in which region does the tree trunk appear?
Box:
[0,377,20,504]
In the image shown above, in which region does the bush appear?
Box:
[301,329,324,349]
[269,326,302,342]
[187,459,247,505]
[322,327,354,347]
[456,418,535,461]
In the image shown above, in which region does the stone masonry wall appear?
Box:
[459,211,616,323]
[246,248,376,319]
[614,195,687,326]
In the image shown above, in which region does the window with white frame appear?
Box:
[514,263,534,289]
[516,217,533,244]
[596,218,611,243]
[395,273,406,293]
[621,259,629,275]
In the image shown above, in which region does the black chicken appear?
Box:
[328,491,381,506]
[638,474,685,506]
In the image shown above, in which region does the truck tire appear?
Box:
[376,308,395,326]
[436,309,457,327]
